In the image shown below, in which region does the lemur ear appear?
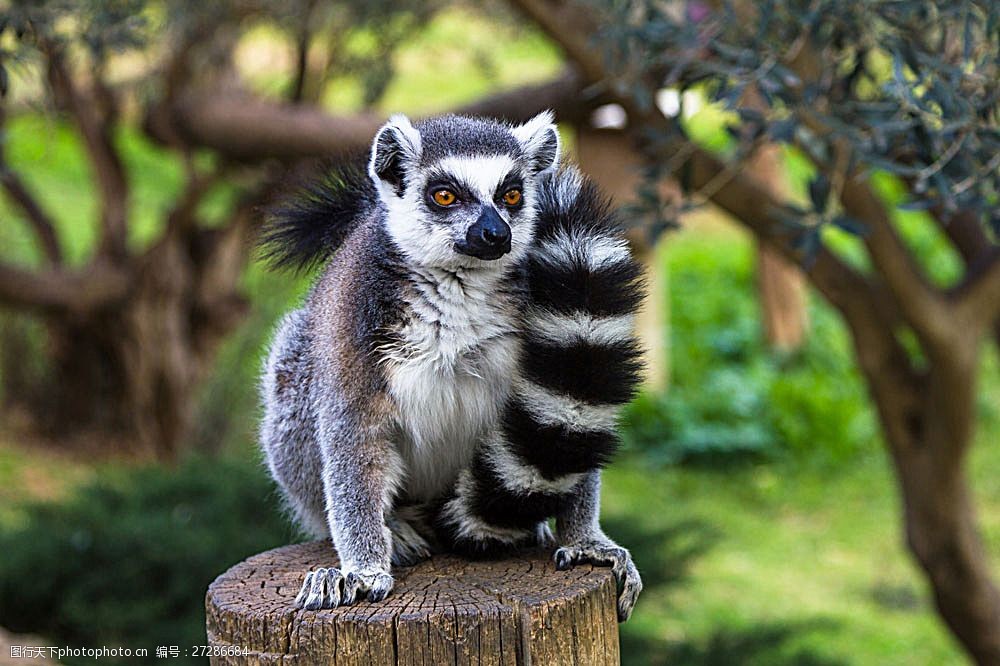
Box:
[512,110,560,174]
[369,114,422,197]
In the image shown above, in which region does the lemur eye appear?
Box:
[502,189,522,206]
[432,189,457,206]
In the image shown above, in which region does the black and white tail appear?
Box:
[432,168,645,555]
[258,159,377,272]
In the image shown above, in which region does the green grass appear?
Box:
[606,401,1000,666]
[605,450,963,665]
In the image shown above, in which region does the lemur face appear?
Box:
[368,112,560,270]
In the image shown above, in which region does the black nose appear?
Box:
[480,223,508,246]
[458,207,511,260]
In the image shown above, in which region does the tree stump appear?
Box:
[206,541,621,665]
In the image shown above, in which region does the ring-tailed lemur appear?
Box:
[258,111,643,619]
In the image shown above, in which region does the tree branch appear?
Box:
[507,0,608,83]
[44,42,129,261]
[0,261,129,314]
[681,143,879,317]
[938,210,1000,353]
[0,169,63,266]
[837,171,959,353]
[937,210,993,263]
[287,0,318,104]
[165,158,229,237]
[787,114,960,354]
[144,70,590,161]
[956,249,1000,331]
[0,107,62,265]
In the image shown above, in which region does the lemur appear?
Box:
[258,111,643,621]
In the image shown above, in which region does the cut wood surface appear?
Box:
[206,541,621,665]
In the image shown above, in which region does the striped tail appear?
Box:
[433,168,645,556]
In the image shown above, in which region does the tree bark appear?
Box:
[747,144,807,352]
[895,443,1000,665]
[756,246,807,352]
[144,70,592,161]
[737,83,808,353]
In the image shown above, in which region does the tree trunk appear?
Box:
[895,441,1000,664]
[851,323,1000,664]
[206,542,621,665]
[757,246,807,352]
[35,224,250,458]
[746,142,807,352]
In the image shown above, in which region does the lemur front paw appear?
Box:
[342,569,395,604]
[293,567,395,609]
[294,567,344,610]
[554,542,643,622]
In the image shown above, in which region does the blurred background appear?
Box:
[0,1,997,664]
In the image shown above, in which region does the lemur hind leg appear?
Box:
[554,472,642,622]
[259,309,328,539]
[388,504,433,566]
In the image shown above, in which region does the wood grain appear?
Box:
[206,541,620,665]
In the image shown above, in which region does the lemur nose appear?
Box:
[475,207,511,246]
[480,223,509,245]
[459,206,511,260]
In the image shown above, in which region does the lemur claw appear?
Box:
[535,522,557,549]
[552,543,643,622]
[389,517,433,567]
[342,570,395,605]
[293,567,394,609]
[554,548,573,571]
[294,567,344,610]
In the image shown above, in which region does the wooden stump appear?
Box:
[206,541,621,665]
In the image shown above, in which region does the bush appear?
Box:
[621,237,875,466]
[0,455,295,665]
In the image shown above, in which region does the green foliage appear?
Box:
[0,456,294,664]
[621,234,874,466]
[1,0,148,62]
[602,0,1000,244]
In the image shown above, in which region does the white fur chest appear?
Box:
[383,267,520,501]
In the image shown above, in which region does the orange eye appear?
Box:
[502,189,522,206]
[433,189,457,206]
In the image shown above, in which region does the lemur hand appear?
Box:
[554,539,643,622]
[293,566,394,610]
[294,567,344,610]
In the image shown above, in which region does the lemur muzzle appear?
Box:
[462,206,511,260]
